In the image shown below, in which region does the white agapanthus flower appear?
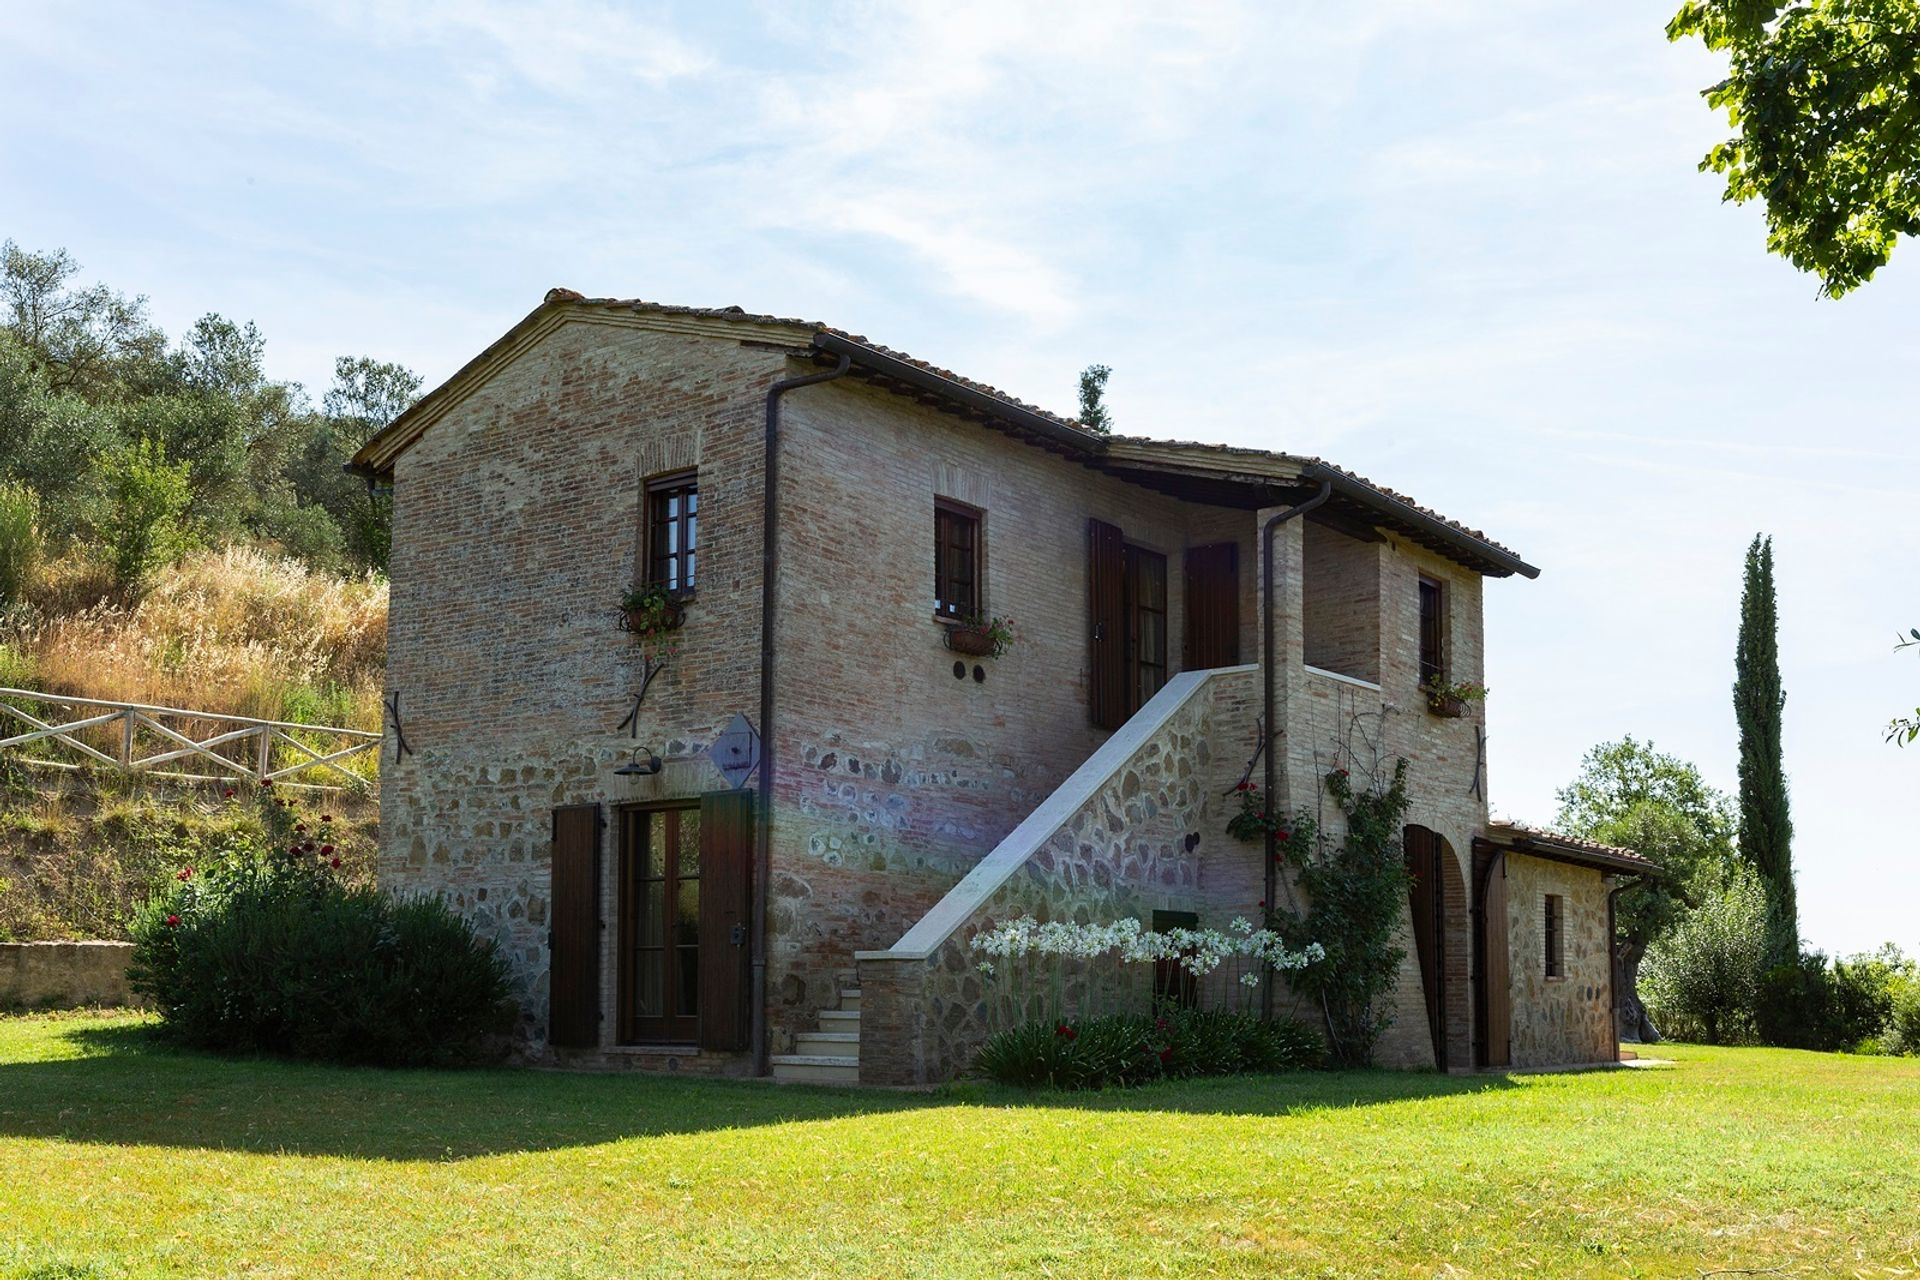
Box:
[968,915,1320,976]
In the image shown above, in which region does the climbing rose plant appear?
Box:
[1268,760,1413,1068]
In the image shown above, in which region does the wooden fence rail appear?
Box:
[0,688,380,790]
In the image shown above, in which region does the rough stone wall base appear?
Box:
[0,942,141,1009]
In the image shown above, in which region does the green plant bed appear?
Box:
[974,1008,1323,1089]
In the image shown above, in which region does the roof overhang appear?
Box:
[351,295,1540,581]
[1475,824,1661,878]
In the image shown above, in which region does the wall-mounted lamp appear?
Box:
[614,746,663,777]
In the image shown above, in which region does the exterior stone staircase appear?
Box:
[770,987,861,1084]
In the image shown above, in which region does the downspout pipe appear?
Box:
[752,352,851,1077]
[1261,479,1333,1017]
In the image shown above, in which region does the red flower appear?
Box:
[222,788,235,800]
[320,844,334,856]
[294,823,306,833]
[1254,811,1266,821]
[1258,900,1266,909]
[165,914,181,927]
[330,856,342,869]
[1275,829,1290,841]
[1054,1023,1077,1041]
[1158,1046,1173,1064]
[175,867,193,881]
[320,814,333,824]
[1154,1017,1169,1033]
[1234,781,1253,792]
[260,778,274,788]
[1334,767,1349,777]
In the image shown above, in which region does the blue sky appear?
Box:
[5,1,1916,955]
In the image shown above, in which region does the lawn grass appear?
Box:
[1,1013,1916,1278]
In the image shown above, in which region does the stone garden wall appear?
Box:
[0,941,139,1009]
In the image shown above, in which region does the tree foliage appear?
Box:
[1556,737,1739,1039]
[0,238,417,587]
[1734,534,1797,962]
[1640,863,1772,1042]
[1668,0,1920,296]
[1077,363,1113,434]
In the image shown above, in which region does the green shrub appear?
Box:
[1641,864,1770,1043]
[129,793,510,1066]
[1887,982,1920,1056]
[974,1007,1323,1090]
[93,437,192,592]
[1754,945,1911,1052]
[0,480,40,608]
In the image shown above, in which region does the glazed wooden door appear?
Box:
[619,804,702,1044]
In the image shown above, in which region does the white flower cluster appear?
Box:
[969,915,1324,977]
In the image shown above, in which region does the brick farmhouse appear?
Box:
[350,291,1657,1083]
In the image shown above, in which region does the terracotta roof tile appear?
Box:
[1486,820,1658,871]
[534,293,1528,571]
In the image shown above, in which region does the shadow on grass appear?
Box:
[0,1019,1522,1162]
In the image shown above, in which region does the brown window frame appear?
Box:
[617,801,702,1045]
[1543,893,1565,979]
[1417,575,1445,688]
[646,471,699,594]
[934,498,983,621]
[1125,543,1169,709]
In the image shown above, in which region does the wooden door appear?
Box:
[1404,826,1446,1069]
[1183,542,1240,669]
[548,803,603,1049]
[1474,847,1512,1068]
[1088,517,1127,730]
[697,789,754,1051]
[618,805,702,1044]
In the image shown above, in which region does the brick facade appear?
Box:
[376,307,1621,1078]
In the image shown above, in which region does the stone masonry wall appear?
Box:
[766,379,1258,1053]
[857,667,1263,1085]
[382,316,779,1054]
[1505,853,1615,1067]
[0,941,139,1009]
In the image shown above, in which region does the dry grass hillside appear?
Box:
[0,546,385,943]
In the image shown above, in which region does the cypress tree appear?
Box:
[1734,534,1797,961]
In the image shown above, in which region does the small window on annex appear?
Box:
[1543,893,1565,979]
[934,499,982,620]
[647,472,698,592]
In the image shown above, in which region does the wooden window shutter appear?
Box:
[548,803,603,1049]
[1183,542,1241,669]
[1088,517,1127,730]
[697,788,755,1052]
[1482,850,1511,1068]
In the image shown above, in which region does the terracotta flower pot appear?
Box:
[945,625,996,657]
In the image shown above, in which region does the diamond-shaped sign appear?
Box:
[708,713,761,789]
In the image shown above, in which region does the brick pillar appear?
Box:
[1255,509,1307,811]
[854,952,931,1085]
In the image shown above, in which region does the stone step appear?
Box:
[838,989,862,1012]
[770,1054,860,1086]
[819,1009,860,1029]
[795,1030,859,1057]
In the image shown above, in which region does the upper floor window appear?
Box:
[647,472,698,592]
[934,499,981,619]
[1417,576,1445,686]
[1543,893,1565,978]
